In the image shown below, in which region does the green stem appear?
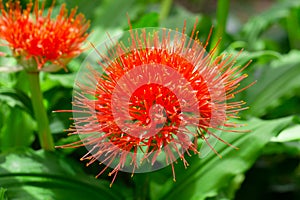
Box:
[134,173,150,200]
[210,0,230,56]
[27,72,54,151]
[160,0,173,22]
[286,8,300,49]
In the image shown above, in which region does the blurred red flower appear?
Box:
[0,0,89,70]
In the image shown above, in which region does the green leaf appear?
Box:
[41,73,76,91]
[156,116,294,200]
[0,107,35,151]
[160,5,201,33]
[244,50,300,117]
[0,149,123,200]
[225,47,281,67]
[242,0,300,48]
[91,0,141,29]
[0,65,23,73]
[0,188,7,200]
[130,12,159,29]
[285,7,300,49]
[271,125,300,142]
[0,88,33,117]
[263,141,300,156]
[81,0,144,51]
[0,47,17,78]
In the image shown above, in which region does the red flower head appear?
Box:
[0,0,89,71]
[57,22,251,186]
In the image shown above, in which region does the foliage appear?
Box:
[0,0,299,199]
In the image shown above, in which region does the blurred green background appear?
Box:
[0,0,299,199]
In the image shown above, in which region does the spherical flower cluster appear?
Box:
[58,23,251,186]
[0,0,89,71]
